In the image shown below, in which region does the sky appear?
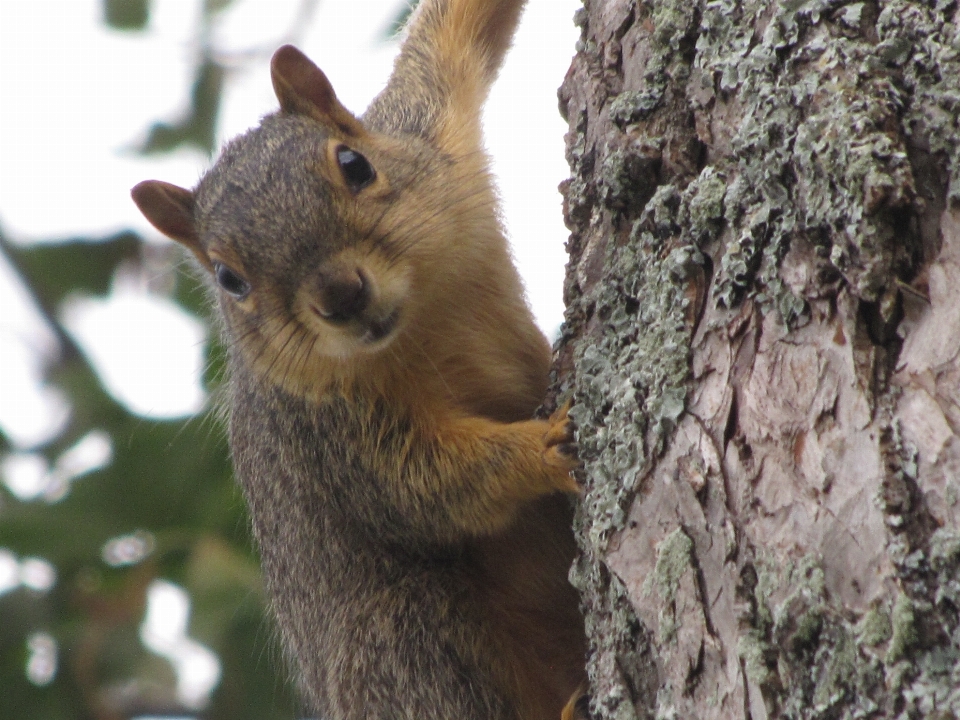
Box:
[0,0,581,708]
[0,0,580,443]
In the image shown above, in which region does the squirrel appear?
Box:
[131,0,587,717]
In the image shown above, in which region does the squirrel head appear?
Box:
[133,46,508,398]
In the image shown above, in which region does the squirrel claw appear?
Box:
[543,400,576,450]
[543,403,575,447]
[543,400,581,492]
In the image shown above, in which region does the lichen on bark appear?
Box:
[557,0,960,717]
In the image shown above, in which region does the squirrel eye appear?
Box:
[213,262,251,299]
[336,146,376,191]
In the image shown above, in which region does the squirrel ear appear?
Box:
[131,181,212,271]
[271,45,365,137]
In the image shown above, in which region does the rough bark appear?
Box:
[555,0,960,718]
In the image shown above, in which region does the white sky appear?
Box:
[0,0,580,441]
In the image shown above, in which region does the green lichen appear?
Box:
[752,561,780,633]
[930,528,960,571]
[691,0,960,317]
[684,167,727,240]
[791,606,825,652]
[946,480,959,508]
[657,607,679,644]
[739,556,902,716]
[887,592,918,664]
[810,628,859,713]
[837,2,864,29]
[772,557,828,659]
[738,629,775,687]
[568,170,696,718]
[610,91,662,127]
[901,644,960,716]
[781,556,827,601]
[570,202,694,555]
[599,149,656,209]
[931,529,960,611]
[651,1,696,50]
[646,184,682,235]
[642,529,695,645]
[569,555,652,720]
[887,3,960,201]
[856,607,893,647]
[621,0,697,122]
[651,528,694,600]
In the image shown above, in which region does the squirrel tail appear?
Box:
[364,0,527,154]
[418,0,527,83]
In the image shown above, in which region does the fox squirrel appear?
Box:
[132,0,587,717]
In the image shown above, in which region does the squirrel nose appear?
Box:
[316,268,369,323]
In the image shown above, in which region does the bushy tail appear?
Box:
[364,0,527,153]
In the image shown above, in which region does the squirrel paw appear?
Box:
[543,400,581,493]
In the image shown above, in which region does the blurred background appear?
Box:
[0,0,579,718]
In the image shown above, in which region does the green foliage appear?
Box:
[0,231,298,720]
[104,0,150,31]
[6,233,141,311]
[204,0,240,15]
[140,60,226,156]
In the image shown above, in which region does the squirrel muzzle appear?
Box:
[296,249,410,356]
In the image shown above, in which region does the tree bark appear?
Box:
[556,0,960,718]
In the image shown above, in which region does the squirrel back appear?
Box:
[132,0,586,717]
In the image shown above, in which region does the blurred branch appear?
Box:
[0,231,82,365]
[138,0,320,156]
[140,59,225,155]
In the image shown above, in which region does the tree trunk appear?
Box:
[556,0,960,718]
